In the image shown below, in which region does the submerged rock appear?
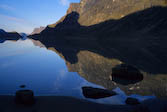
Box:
[125,97,140,105]
[15,90,35,105]
[82,86,117,99]
[112,64,143,85]
[20,85,26,88]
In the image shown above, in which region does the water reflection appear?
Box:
[0,39,99,97]
[41,40,167,98]
[0,38,166,105]
[0,39,130,104]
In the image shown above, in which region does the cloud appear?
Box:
[0,13,37,33]
[0,4,15,11]
[59,0,70,6]
[0,14,25,23]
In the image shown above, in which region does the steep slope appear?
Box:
[49,0,167,27]
[30,0,167,41]
[31,6,167,43]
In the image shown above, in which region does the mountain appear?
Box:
[19,33,27,40]
[30,26,45,35]
[0,29,22,41]
[20,33,27,38]
[48,0,167,27]
[0,29,6,34]
[29,0,167,40]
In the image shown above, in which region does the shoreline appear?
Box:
[0,95,133,112]
[0,95,167,112]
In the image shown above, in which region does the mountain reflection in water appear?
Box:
[0,38,165,105]
[38,36,167,98]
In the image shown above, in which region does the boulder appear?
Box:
[82,86,117,99]
[112,64,143,85]
[125,97,140,105]
[20,85,26,88]
[15,90,35,105]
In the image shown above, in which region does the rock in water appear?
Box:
[82,86,117,99]
[20,85,26,88]
[125,97,140,105]
[15,90,35,105]
[112,64,143,85]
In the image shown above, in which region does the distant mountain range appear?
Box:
[19,33,28,40]
[19,33,27,38]
[30,26,45,35]
[0,29,22,41]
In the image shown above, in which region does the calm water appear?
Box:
[0,39,155,104]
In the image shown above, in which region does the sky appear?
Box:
[0,0,80,34]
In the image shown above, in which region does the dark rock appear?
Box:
[125,97,140,105]
[15,90,35,105]
[112,64,143,85]
[20,85,26,88]
[82,86,117,99]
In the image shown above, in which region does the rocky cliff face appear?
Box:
[33,0,167,42]
[49,0,167,27]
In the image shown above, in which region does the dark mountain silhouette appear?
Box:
[0,29,6,34]
[0,29,22,42]
[30,26,45,35]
